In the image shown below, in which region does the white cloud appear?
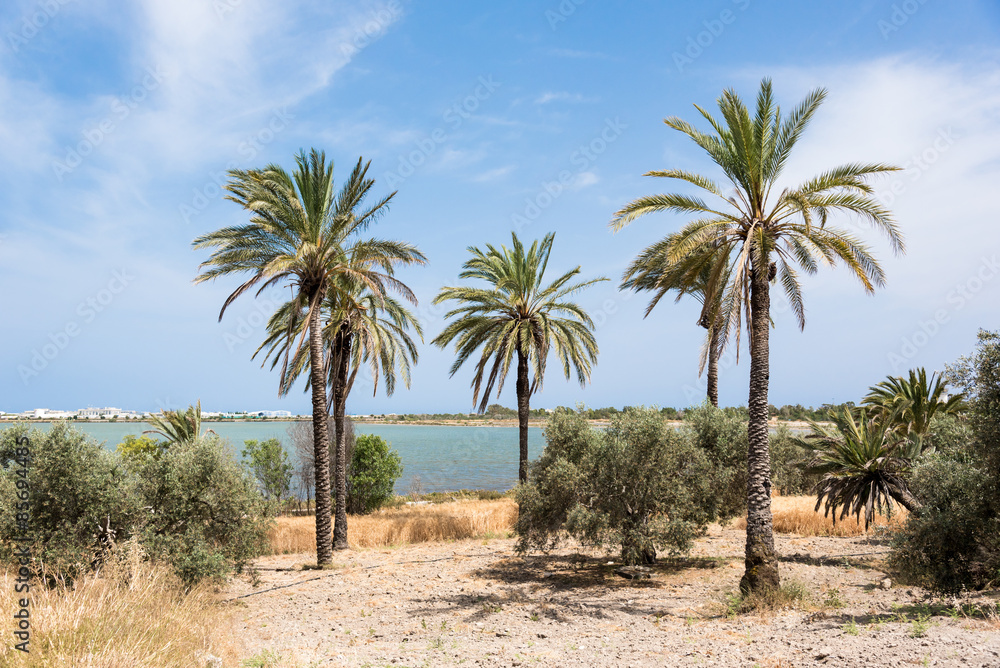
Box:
[470,165,514,182]
[534,91,595,105]
[570,171,599,189]
[767,56,1000,303]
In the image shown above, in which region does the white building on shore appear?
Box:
[77,407,141,419]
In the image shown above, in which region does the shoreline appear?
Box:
[1,417,823,429]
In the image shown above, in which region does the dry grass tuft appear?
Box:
[269,498,519,554]
[0,542,240,667]
[722,579,811,618]
[734,495,907,537]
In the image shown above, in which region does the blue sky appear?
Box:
[1,0,999,415]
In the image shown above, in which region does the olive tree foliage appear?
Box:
[0,423,139,581]
[682,403,813,509]
[890,330,1000,592]
[516,408,728,565]
[242,438,294,504]
[0,424,272,586]
[129,436,272,585]
[346,434,402,514]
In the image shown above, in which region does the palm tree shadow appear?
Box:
[779,553,884,571]
[406,552,732,624]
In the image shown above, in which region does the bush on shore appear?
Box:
[890,330,1000,592]
[0,422,140,582]
[516,407,734,565]
[346,433,403,514]
[0,424,272,586]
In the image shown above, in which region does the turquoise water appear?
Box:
[2,421,545,493]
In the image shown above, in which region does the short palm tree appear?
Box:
[621,234,732,406]
[144,400,214,444]
[800,405,922,529]
[255,274,423,548]
[193,149,420,565]
[610,79,904,593]
[863,367,966,441]
[432,232,606,483]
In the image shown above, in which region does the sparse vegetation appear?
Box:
[267,499,518,553]
[890,330,1000,592]
[0,560,239,667]
[346,434,403,514]
[516,407,736,565]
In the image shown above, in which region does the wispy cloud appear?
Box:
[570,171,599,189]
[544,47,607,59]
[534,91,596,105]
[470,165,515,182]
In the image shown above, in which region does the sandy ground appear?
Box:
[225,527,1000,667]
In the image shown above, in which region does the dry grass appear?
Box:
[268,498,519,554]
[734,495,907,537]
[0,541,240,667]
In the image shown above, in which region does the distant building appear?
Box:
[251,410,293,418]
[22,408,74,419]
[77,407,139,419]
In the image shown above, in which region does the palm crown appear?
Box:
[255,275,423,407]
[432,232,605,413]
[621,234,733,405]
[800,405,922,529]
[193,150,422,332]
[863,367,966,441]
[144,400,214,445]
[611,78,904,352]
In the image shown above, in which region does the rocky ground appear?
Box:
[225,526,1000,667]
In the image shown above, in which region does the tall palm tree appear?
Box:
[432,232,606,483]
[255,274,423,549]
[143,400,214,444]
[800,405,922,529]
[193,149,419,566]
[621,234,733,406]
[863,367,966,441]
[610,79,904,593]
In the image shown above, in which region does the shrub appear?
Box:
[889,455,999,592]
[0,423,139,581]
[890,330,1000,592]
[346,434,403,514]
[116,434,163,460]
[242,438,293,503]
[924,413,975,461]
[129,437,273,585]
[516,408,725,564]
[683,403,748,517]
[514,409,601,552]
[770,424,814,495]
[683,403,815,499]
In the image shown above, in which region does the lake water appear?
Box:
[1,421,545,494]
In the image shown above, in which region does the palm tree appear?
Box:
[621,234,732,406]
[432,232,606,483]
[800,405,922,529]
[143,400,214,444]
[193,149,420,565]
[610,79,904,593]
[255,274,423,548]
[863,367,966,441]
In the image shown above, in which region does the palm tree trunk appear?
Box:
[740,261,780,594]
[308,304,334,566]
[707,325,720,408]
[332,323,351,550]
[895,488,923,515]
[516,349,530,484]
